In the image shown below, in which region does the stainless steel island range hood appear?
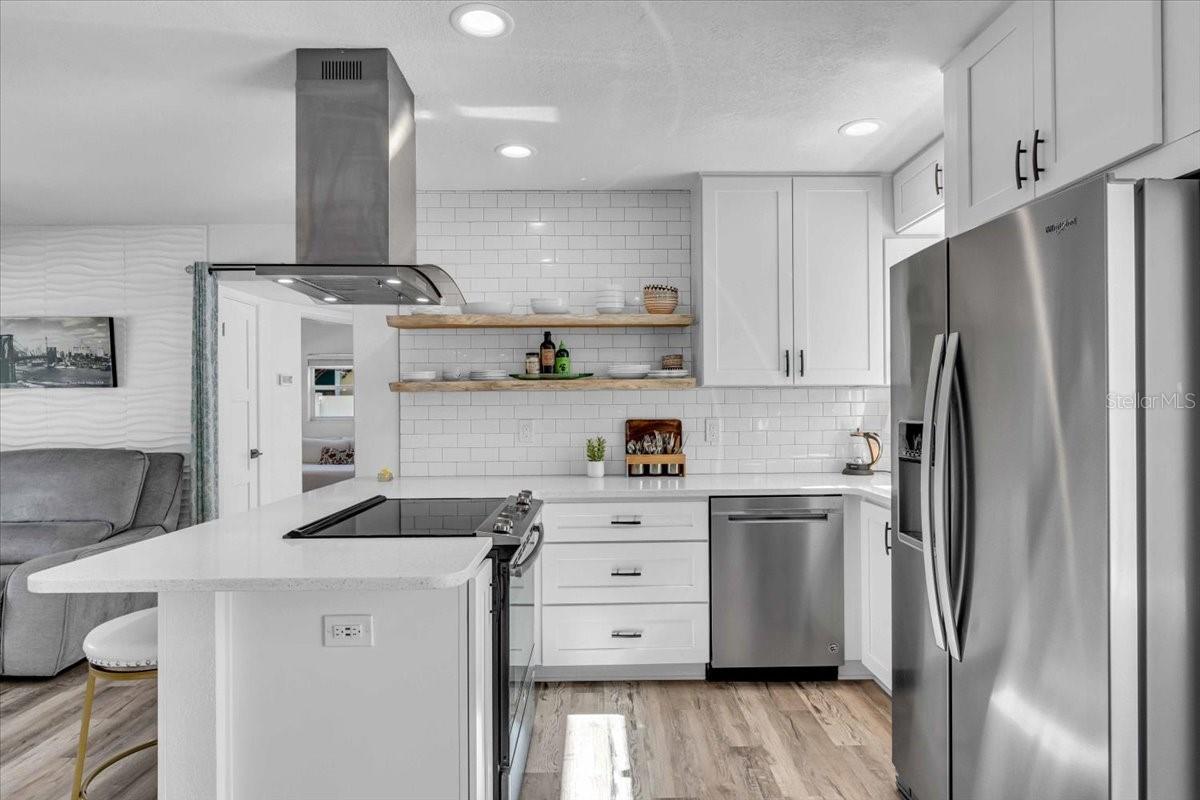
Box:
[214,48,465,306]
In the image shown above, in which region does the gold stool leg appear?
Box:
[70,668,98,800]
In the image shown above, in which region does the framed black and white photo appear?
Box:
[0,316,118,388]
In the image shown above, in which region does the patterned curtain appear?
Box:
[190,262,218,523]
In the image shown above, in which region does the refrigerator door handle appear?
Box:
[932,331,963,661]
[920,333,948,651]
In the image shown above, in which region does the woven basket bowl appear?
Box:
[643,285,679,314]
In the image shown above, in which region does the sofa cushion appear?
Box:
[0,563,15,615]
[131,453,185,531]
[0,521,113,564]
[302,437,352,464]
[0,449,148,531]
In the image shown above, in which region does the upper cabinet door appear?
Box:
[699,176,794,386]
[792,177,885,386]
[944,0,1037,235]
[1031,0,1163,195]
[893,138,945,233]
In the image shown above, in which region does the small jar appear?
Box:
[524,352,539,375]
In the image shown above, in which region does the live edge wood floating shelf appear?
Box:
[390,377,697,393]
[386,313,695,329]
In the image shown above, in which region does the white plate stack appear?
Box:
[469,370,509,381]
[595,287,625,314]
[410,305,461,315]
[399,370,438,382]
[647,368,690,378]
[607,363,651,379]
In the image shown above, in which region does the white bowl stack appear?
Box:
[469,369,509,381]
[398,370,438,382]
[530,297,566,314]
[607,363,651,379]
[595,287,625,314]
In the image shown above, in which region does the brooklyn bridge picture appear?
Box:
[0,316,117,388]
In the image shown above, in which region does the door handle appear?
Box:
[611,630,643,639]
[1032,129,1045,182]
[920,334,948,651]
[1015,139,1028,189]
[610,568,643,577]
[249,448,262,459]
[932,332,963,661]
[784,349,790,377]
[934,163,943,196]
[884,522,892,556]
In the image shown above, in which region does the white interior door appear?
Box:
[699,176,793,386]
[219,294,259,515]
[792,176,885,385]
[1032,0,1163,195]
[944,0,1037,234]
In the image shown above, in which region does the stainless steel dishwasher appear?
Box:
[708,495,844,679]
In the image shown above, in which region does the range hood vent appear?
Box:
[215,48,466,307]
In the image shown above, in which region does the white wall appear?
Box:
[396,189,890,477]
[301,318,354,441]
[0,225,204,519]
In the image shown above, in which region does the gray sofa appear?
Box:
[0,448,184,676]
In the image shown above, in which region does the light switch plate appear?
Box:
[277,374,294,386]
[705,418,721,444]
[323,614,374,647]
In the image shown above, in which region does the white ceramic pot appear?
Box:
[586,461,605,478]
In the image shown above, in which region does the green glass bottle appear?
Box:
[554,340,570,375]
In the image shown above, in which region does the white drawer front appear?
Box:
[542,500,708,543]
[542,604,709,666]
[542,541,708,605]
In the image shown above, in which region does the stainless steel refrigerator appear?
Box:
[889,176,1198,800]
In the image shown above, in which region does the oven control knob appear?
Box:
[493,515,514,534]
[516,489,533,507]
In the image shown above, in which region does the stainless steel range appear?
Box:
[284,492,544,800]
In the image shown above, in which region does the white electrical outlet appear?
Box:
[705,418,721,444]
[323,614,374,647]
[517,420,535,444]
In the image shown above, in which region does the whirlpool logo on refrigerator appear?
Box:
[1045,216,1079,235]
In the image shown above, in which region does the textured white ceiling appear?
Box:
[0,0,1004,224]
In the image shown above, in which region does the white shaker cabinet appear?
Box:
[860,500,892,690]
[892,138,946,232]
[944,0,1037,236]
[696,176,794,386]
[1030,0,1163,195]
[945,0,1163,234]
[792,176,886,386]
[695,174,886,387]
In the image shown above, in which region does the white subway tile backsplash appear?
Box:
[398,189,891,477]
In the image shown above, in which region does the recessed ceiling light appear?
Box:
[450,3,512,38]
[275,278,295,284]
[496,143,534,159]
[838,118,883,137]
[322,296,338,303]
[416,297,431,303]
[385,278,402,285]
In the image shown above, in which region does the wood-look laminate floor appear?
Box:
[1,667,898,800]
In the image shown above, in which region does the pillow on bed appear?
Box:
[318,445,354,465]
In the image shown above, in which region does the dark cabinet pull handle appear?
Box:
[784,349,790,377]
[610,517,641,525]
[611,630,643,639]
[884,521,892,556]
[934,163,943,195]
[799,349,805,377]
[1015,139,1028,189]
[1032,129,1045,182]
[611,568,643,577]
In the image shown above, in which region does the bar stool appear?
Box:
[71,607,158,799]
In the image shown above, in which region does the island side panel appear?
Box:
[226,587,467,800]
[158,591,229,800]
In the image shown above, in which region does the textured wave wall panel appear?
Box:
[0,225,205,459]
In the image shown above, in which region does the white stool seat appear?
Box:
[82,608,157,671]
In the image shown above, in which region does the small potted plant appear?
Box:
[585,437,606,478]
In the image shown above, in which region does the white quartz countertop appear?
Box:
[29,472,889,594]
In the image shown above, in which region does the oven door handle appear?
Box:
[511,523,544,577]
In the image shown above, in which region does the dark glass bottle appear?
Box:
[554,340,570,374]
[539,331,555,374]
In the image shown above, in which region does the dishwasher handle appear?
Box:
[722,512,831,523]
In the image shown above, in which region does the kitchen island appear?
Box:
[29,472,890,800]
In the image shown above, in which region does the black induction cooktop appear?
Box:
[284,496,505,538]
